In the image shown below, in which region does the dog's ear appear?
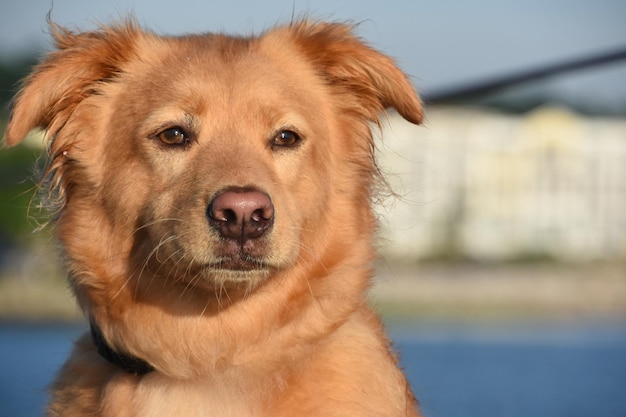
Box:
[3,21,139,147]
[288,21,423,125]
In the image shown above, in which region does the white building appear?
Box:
[376,106,626,262]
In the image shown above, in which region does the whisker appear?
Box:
[132,217,184,235]
[153,234,180,264]
[113,232,183,300]
[179,256,203,299]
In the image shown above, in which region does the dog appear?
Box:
[4,18,423,416]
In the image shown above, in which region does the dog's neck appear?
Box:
[90,319,154,376]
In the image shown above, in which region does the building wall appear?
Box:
[376,106,626,262]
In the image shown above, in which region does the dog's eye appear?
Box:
[272,130,301,148]
[157,127,189,146]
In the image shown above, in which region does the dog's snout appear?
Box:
[208,188,274,241]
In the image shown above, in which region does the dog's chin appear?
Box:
[199,260,273,289]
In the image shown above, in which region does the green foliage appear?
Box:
[0,139,43,241]
[0,54,44,243]
[0,55,39,118]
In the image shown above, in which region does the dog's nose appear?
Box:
[208,188,274,242]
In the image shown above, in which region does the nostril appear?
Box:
[251,206,273,223]
[215,208,237,223]
[251,209,263,223]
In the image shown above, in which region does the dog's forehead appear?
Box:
[142,32,307,88]
[125,32,321,120]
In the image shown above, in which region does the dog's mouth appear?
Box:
[206,257,271,273]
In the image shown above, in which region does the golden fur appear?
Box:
[4,19,423,416]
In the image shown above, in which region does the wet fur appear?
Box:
[4,19,423,416]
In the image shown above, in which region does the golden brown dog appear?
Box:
[4,19,423,416]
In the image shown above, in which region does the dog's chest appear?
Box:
[104,373,260,417]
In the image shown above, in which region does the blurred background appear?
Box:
[1,1,625,416]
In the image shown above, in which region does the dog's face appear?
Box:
[97,31,338,289]
[4,21,422,297]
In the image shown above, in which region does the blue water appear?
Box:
[1,321,625,417]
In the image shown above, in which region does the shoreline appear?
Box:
[1,261,625,323]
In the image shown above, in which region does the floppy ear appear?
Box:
[3,21,140,147]
[288,21,423,125]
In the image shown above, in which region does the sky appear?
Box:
[1,0,625,101]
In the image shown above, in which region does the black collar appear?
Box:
[90,320,154,376]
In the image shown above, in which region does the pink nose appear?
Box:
[208,187,274,242]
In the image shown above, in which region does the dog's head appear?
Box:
[4,20,422,300]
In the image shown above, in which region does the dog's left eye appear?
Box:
[272,130,301,148]
[157,127,190,146]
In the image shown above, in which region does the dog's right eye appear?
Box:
[157,127,190,146]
